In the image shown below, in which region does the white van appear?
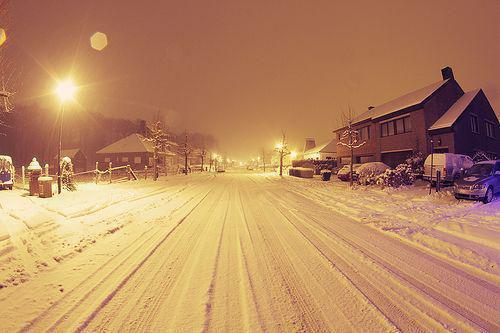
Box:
[423,153,473,184]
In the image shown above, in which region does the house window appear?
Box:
[104,157,111,163]
[134,156,142,164]
[381,123,388,137]
[485,121,495,138]
[470,115,479,133]
[122,156,129,163]
[381,116,411,137]
[395,118,404,134]
[404,116,412,132]
[358,126,370,141]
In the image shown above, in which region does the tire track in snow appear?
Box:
[87,185,223,332]
[75,187,215,332]
[18,184,213,332]
[267,186,499,332]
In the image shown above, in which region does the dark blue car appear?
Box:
[0,155,14,190]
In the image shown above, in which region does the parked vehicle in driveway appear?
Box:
[0,155,14,190]
[454,160,500,203]
[337,164,361,181]
[423,153,473,184]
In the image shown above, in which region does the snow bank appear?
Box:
[282,176,500,276]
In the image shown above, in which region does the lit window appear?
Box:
[122,156,129,163]
[104,157,110,163]
[470,115,479,133]
[134,156,142,164]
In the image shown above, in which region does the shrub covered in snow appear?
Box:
[405,151,424,176]
[357,162,390,185]
[61,156,77,191]
[376,162,415,188]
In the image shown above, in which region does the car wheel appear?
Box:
[483,187,493,204]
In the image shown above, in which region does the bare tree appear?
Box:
[274,131,290,176]
[178,131,191,175]
[143,121,171,181]
[261,148,267,172]
[337,107,366,187]
[200,146,207,172]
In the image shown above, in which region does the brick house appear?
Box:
[95,133,177,171]
[334,67,499,167]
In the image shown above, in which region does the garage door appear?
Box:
[381,150,412,168]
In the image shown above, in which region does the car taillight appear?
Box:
[443,167,447,176]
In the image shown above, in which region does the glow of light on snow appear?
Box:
[90,32,108,51]
[55,79,77,102]
[0,28,6,47]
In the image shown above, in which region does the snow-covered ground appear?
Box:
[0,171,498,332]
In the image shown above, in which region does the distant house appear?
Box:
[95,133,177,171]
[334,67,499,167]
[302,139,337,160]
[54,148,87,173]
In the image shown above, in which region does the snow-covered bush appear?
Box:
[376,162,415,188]
[405,151,424,176]
[61,156,77,191]
[357,162,390,185]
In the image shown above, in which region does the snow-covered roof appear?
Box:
[96,133,155,154]
[60,149,83,159]
[428,89,480,131]
[303,139,337,155]
[335,79,450,131]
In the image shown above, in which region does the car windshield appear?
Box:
[466,164,493,177]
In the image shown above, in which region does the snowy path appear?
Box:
[0,172,498,332]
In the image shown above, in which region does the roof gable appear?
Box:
[334,79,450,132]
[429,89,480,131]
[303,139,337,155]
[96,133,154,154]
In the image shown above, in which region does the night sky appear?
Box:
[8,0,500,159]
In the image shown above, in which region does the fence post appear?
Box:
[436,170,441,192]
[95,161,99,184]
[109,162,112,184]
[22,166,25,189]
[44,164,49,177]
[144,166,148,180]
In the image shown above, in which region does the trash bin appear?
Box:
[38,176,53,198]
[27,158,42,196]
[321,170,332,181]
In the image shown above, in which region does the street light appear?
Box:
[55,79,76,194]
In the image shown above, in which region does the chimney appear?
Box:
[304,138,316,152]
[441,66,454,81]
[368,106,375,110]
[138,120,147,136]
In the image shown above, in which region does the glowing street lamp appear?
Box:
[290,151,297,159]
[54,79,77,194]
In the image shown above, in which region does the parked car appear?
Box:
[454,160,500,204]
[337,164,361,181]
[0,155,14,190]
[423,153,473,184]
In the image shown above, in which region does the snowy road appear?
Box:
[0,172,498,332]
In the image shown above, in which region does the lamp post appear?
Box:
[55,79,76,194]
